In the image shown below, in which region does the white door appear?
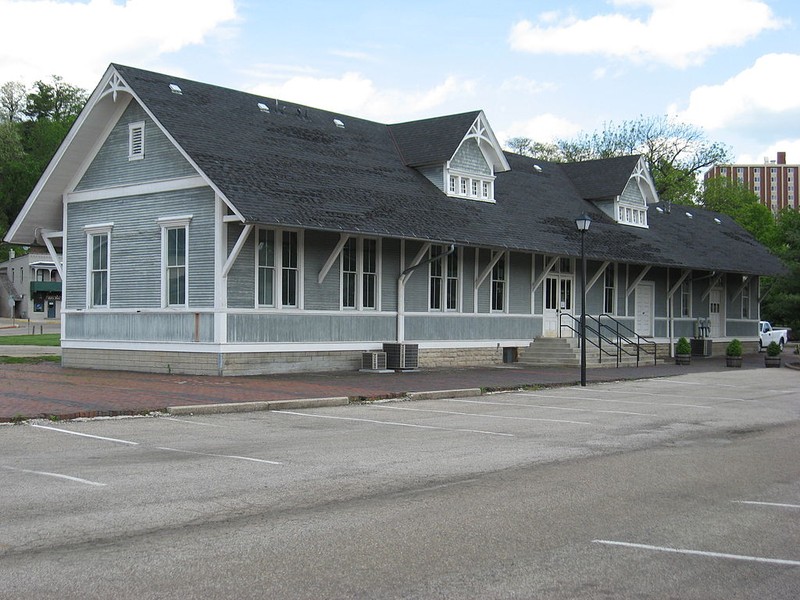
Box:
[634,282,654,337]
[542,275,574,337]
[709,287,723,337]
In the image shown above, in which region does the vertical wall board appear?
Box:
[226,223,255,308]
[381,238,400,312]
[303,231,341,311]
[509,252,531,314]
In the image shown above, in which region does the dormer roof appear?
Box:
[560,155,643,201]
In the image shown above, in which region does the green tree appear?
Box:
[24,76,86,122]
[0,81,27,122]
[699,176,777,248]
[761,209,800,336]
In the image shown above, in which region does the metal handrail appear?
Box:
[559,313,658,367]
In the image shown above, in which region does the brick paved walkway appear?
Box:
[0,354,771,422]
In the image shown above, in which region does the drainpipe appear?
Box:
[396,244,456,343]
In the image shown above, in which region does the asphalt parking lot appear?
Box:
[1,368,798,598]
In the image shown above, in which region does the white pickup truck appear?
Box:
[759,321,789,350]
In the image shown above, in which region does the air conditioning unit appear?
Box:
[383,343,419,370]
[361,351,387,371]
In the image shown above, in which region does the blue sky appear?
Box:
[2,0,799,164]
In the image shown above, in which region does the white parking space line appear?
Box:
[733,500,800,509]
[155,447,282,465]
[574,390,713,408]
[1,465,106,487]
[637,380,738,388]
[159,417,227,427]
[30,424,139,446]
[592,540,800,566]
[272,410,514,437]
[374,404,593,425]
[513,394,657,416]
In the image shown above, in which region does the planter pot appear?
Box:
[765,356,782,368]
[675,353,691,366]
[726,356,743,368]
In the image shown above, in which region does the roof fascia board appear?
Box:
[4,64,119,243]
[113,69,245,223]
[64,94,133,193]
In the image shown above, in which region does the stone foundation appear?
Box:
[61,345,511,376]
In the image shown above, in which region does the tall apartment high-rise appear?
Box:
[704,152,798,213]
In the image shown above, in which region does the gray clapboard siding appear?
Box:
[509,252,531,314]
[418,166,444,192]
[226,223,256,308]
[227,313,395,343]
[381,238,400,312]
[75,102,197,191]
[65,312,214,343]
[405,314,539,341]
[303,230,342,311]
[65,187,216,310]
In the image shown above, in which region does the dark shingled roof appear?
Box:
[560,155,642,200]
[114,65,785,277]
[388,112,482,167]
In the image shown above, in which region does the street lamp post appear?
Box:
[575,213,592,387]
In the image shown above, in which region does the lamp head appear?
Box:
[575,212,592,232]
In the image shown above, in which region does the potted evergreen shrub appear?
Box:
[765,341,782,368]
[725,339,743,368]
[675,336,691,365]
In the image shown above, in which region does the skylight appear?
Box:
[257,102,270,113]
[714,217,722,224]
[169,83,182,95]
[333,118,345,129]
[685,211,693,219]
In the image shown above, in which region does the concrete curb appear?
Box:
[166,396,350,416]
[406,388,482,401]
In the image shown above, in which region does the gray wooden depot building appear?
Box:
[5,65,785,375]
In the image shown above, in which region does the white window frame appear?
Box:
[444,169,496,203]
[158,215,192,308]
[84,223,113,309]
[255,227,303,309]
[340,237,380,311]
[741,279,750,319]
[603,263,615,314]
[128,121,145,161]
[680,281,692,318]
[428,245,460,312]
[491,252,507,313]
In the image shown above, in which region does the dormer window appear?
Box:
[617,204,648,227]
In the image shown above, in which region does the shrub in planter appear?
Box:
[676,337,691,365]
[726,339,743,368]
[765,341,782,367]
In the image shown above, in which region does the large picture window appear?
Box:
[341,237,379,310]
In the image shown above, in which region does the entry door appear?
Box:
[47,301,56,319]
[634,282,654,336]
[542,275,574,337]
[709,287,723,337]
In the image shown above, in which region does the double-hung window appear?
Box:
[84,223,112,308]
[257,228,300,308]
[603,264,615,314]
[429,245,459,311]
[158,216,191,307]
[491,254,506,312]
[341,237,379,310]
[680,281,691,318]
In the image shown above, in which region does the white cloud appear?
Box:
[498,114,583,146]
[499,76,557,95]
[248,72,477,122]
[673,53,800,132]
[0,0,237,88]
[509,0,783,68]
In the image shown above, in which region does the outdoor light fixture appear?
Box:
[575,212,592,386]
